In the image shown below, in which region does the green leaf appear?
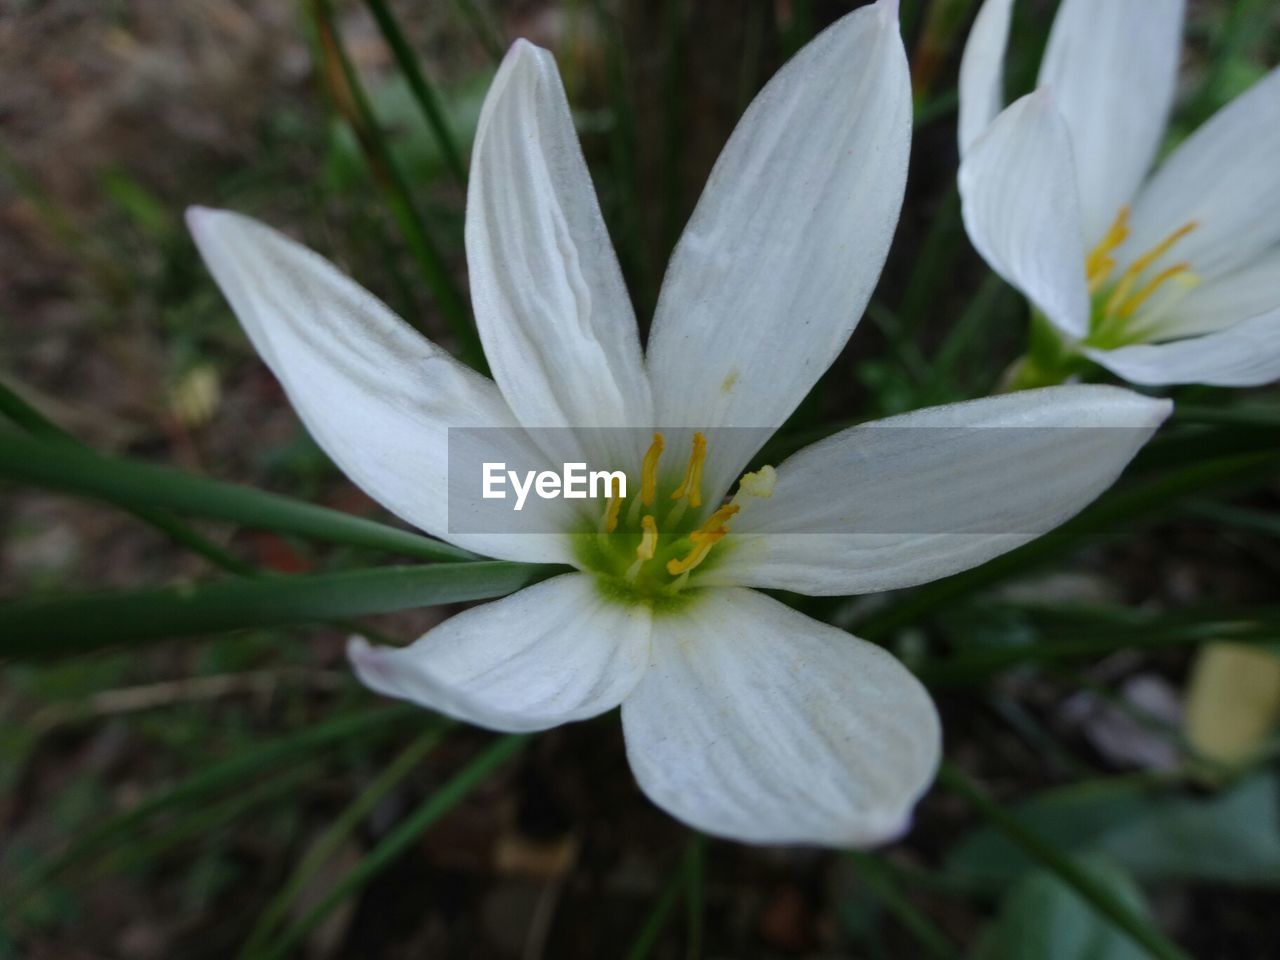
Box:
[308,0,484,368]
[257,733,528,959]
[0,561,552,656]
[364,0,467,186]
[947,773,1280,890]
[972,856,1150,960]
[845,851,961,960]
[0,706,416,918]
[0,431,475,563]
[938,765,1192,960]
[241,726,449,954]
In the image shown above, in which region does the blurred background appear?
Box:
[2,0,1279,957]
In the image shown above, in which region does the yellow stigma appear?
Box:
[1086,205,1130,293]
[669,432,708,508]
[732,465,777,504]
[640,433,664,507]
[666,504,739,576]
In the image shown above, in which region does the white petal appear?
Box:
[645,0,910,496]
[1124,65,1280,281]
[707,386,1170,595]
[467,40,652,442]
[1157,249,1280,339]
[959,90,1090,338]
[187,207,573,564]
[1037,0,1184,245]
[957,0,1015,154]
[621,588,940,846]
[349,574,651,732]
[1087,310,1280,387]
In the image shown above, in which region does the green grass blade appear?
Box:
[450,0,505,62]
[86,762,322,884]
[919,605,1280,686]
[0,380,260,575]
[309,0,484,368]
[365,0,468,187]
[0,431,476,563]
[256,733,529,959]
[0,561,551,655]
[0,706,415,916]
[624,838,702,960]
[1184,500,1280,539]
[844,851,960,960]
[937,763,1194,960]
[240,726,449,955]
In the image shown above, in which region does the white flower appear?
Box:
[189,1,1170,846]
[958,0,1280,386]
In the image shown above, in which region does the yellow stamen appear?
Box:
[665,504,739,576]
[636,514,658,562]
[602,489,624,533]
[666,530,726,576]
[1104,220,1198,318]
[669,432,708,508]
[1118,261,1195,318]
[1085,205,1131,290]
[640,433,664,507]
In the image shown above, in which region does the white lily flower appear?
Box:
[958,0,1280,386]
[189,0,1171,846]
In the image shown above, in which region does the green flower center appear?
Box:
[571,431,775,610]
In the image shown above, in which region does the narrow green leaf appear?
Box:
[258,733,529,959]
[0,381,258,575]
[87,763,321,883]
[844,851,961,960]
[310,0,485,368]
[240,726,449,955]
[938,764,1194,960]
[919,605,1280,686]
[450,0,505,62]
[0,706,415,916]
[625,837,703,960]
[365,0,468,187]
[0,431,476,563]
[1184,500,1280,538]
[946,772,1280,891]
[1170,402,1280,429]
[0,561,551,656]
[971,856,1151,960]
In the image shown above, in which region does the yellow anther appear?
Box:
[640,433,664,507]
[1086,205,1131,289]
[698,503,740,533]
[602,489,624,533]
[1104,220,1198,317]
[636,514,658,562]
[665,504,739,576]
[1118,261,1195,318]
[666,530,727,576]
[669,432,708,508]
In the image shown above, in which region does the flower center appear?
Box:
[576,431,775,607]
[1085,206,1200,348]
